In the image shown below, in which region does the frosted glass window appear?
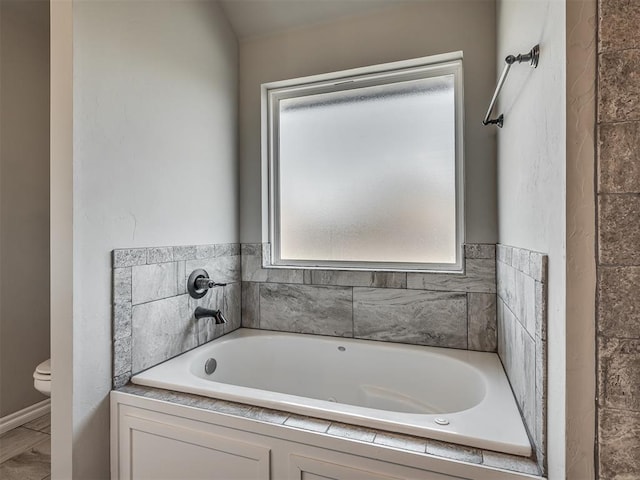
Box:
[265,56,463,270]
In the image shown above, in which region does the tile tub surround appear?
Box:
[597,1,640,477]
[496,245,547,474]
[116,384,542,477]
[241,243,497,351]
[112,244,241,388]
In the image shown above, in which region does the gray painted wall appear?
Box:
[0,0,50,418]
[238,0,497,245]
[496,0,566,477]
[70,1,238,477]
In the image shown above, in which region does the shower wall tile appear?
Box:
[496,244,547,473]
[240,243,497,352]
[259,283,352,337]
[131,294,194,373]
[353,288,467,348]
[113,248,147,268]
[598,49,640,123]
[598,0,640,52]
[131,262,178,305]
[467,293,497,352]
[598,194,640,265]
[146,246,173,264]
[598,122,640,193]
[112,243,242,387]
[406,259,495,293]
[241,282,260,329]
[311,270,406,289]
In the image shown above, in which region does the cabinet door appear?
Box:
[288,454,462,480]
[119,413,270,480]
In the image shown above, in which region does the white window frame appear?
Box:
[261,51,465,273]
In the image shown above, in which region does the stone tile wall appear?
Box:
[597,1,640,477]
[241,243,497,351]
[111,244,241,388]
[496,245,547,474]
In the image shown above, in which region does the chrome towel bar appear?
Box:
[483,44,540,128]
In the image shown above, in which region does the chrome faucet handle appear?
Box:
[187,269,226,299]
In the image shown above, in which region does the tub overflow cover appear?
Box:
[205,358,217,375]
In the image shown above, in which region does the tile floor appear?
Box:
[0,413,51,480]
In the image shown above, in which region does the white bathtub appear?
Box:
[132,328,531,457]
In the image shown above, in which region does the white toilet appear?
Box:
[33,359,51,397]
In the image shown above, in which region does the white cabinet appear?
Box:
[111,392,538,480]
[118,411,270,480]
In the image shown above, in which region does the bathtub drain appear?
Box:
[204,358,217,375]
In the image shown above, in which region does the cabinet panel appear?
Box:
[120,414,270,480]
[288,454,460,480]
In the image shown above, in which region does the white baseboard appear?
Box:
[0,399,51,435]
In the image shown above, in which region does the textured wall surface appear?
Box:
[0,0,50,418]
[241,244,498,352]
[112,244,241,387]
[596,0,640,477]
[239,1,498,245]
[496,245,547,473]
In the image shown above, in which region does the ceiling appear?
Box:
[219,0,413,40]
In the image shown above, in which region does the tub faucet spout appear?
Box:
[194,307,228,324]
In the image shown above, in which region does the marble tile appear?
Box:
[0,438,50,480]
[23,414,50,435]
[407,259,495,293]
[598,122,640,194]
[131,262,178,305]
[241,282,260,329]
[223,282,242,335]
[327,423,376,442]
[195,244,216,260]
[353,288,467,348]
[245,407,289,425]
[311,270,406,289]
[598,408,640,480]
[284,415,330,433]
[146,247,173,264]
[259,284,353,337]
[186,255,241,285]
[598,266,640,338]
[598,337,640,412]
[113,373,130,389]
[131,294,195,373]
[426,440,482,463]
[173,245,197,261]
[216,243,240,257]
[113,336,132,377]
[598,194,640,265]
[0,428,49,464]
[189,287,224,345]
[467,293,497,352]
[113,301,132,340]
[496,261,516,311]
[176,261,186,295]
[464,244,495,260]
[241,253,304,284]
[209,400,253,417]
[303,270,312,284]
[599,0,640,52]
[113,248,146,267]
[529,252,547,283]
[241,243,261,256]
[598,50,640,122]
[482,451,539,475]
[373,432,427,453]
[113,267,132,304]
